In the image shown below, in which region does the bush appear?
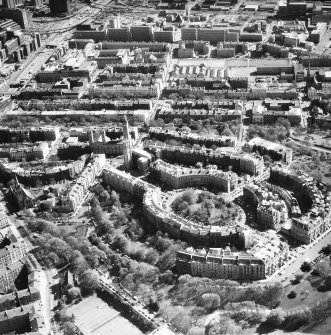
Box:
[292,274,304,285]
[199,293,221,312]
[265,307,286,328]
[321,244,331,256]
[288,290,297,299]
[282,312,311,331]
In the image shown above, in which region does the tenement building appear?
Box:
[246,138,293,165]
[176,234,289,280]
[244,183,289,230]
[176,247,265,281]
[291,215,327,244]
[63,154,106,211]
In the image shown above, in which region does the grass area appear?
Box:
[279,257,331,311]
[303,315,331,335]
[280,277,330,310]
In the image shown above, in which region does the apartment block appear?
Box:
[64,154,106,211]
[0,242,27,268]
[247,138,293,164]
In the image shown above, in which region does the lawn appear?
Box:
[279,258,331,311]
[279,277,331,310]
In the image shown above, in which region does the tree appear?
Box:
[49,237,72,262]
[79,270,100,296]
[157,249,178,272]
[206,315,242,335]
[177,201,189,214]
[265,307,285,328]
[293,274,304,284]
[171,195,184,211]
[288,290,297,299]
[67,287,81,302]
[222,127,233,136]
[91,204,103,222]
[200,293,221,312]
[55,308,74,323]
[7,179,15,188]
[62,321,80,335]
[69,250,88,275]
[321,244,331,255]
[301,261,312,272]
[90,196,100,209]
[324,275,331,288]
[276,117,291,130]
[110,190,120,206]
[181,189,198,205]
[313,262,329,279]
[159,270,175,285]
[144,249,159,265]
[99,190,110,203]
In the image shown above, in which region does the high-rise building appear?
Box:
[109,16,121,28]
[0,8,32,29]
[3,0,23,9]
[49,0,70,15]
[32,0,43,7]
[123,116,133,170]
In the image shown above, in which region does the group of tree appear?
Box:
[169,275,282,311]
[149,117,241,139]
[171,190,238,226]
[89,186,184,302]
[247,118,291,143]
[27,219,101,295]
[54,305,82,335]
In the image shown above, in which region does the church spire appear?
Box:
[123,116,132,170]
[14,174,19,186]
[307,54,311,87]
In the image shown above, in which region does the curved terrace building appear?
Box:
[102,165,292,280]
[144,143,266,177]
[149,127,237,149]
[102,165,242,248]
[150,160,239,193]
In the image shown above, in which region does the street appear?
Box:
[268,226,331,282]
[39,270,52,335]
[291,136,331,154]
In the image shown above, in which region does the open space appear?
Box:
[69,295,143,335]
